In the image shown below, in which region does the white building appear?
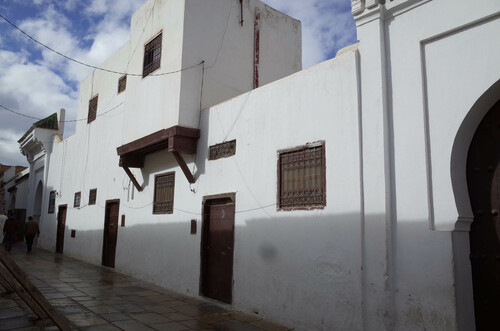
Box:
[22,0,500,330]
[18,110,65,227]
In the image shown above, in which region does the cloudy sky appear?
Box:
[0,0,356,167]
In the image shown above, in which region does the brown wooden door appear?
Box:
[102,200,119,268]
[201,197,235,304]
[467,99,500,330]
[56,205,66,254]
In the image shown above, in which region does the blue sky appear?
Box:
[0,0,356,166]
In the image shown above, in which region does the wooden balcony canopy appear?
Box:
[116,125,200,189]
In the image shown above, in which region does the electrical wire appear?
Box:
[0,103,125,143]
[0,102,123,124]
[0,12,203,77]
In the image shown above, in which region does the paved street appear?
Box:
[0,243,292,331]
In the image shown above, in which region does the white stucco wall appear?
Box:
[353,0,500,329]
[180,0,301,128]
[35,0,500,330]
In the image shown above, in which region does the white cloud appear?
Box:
[265,0,356,68]
[0,130,28,167]
[0,0,357,166]
[0,49,78,153]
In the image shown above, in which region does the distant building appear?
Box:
[20,0,500,330]
[0,164,28,215]
[18,110,65,226]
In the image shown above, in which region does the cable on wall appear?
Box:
[0,12,202,77]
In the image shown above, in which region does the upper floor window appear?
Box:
[118,75,127,94]
[153,172,175,214]
[143,33,162,77]
[89,188,97,205]
[277,141,326,210]
[48,190,56,214]
[88,95,98,123]
[74,192,81,208]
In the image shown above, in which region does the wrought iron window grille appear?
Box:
[153,172,175,214]
[277,141,326,210]
[209,140,236,160]
[143,33,162,78]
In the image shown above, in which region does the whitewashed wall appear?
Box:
[353,0,500,330]
[37,0,500,330]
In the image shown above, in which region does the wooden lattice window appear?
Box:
[74,192,81,208]
[48,190,56,214]
[118,75,127,94]
[209,140,236,160]
[277,141,326,210]
[88,95,98,123]
[153,172,175,214]
[143,33,162,77]
[89,188,97,205]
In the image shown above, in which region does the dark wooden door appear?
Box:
[201,198,235,304]
[102,200,119,268]
[467,99,500,330]
[13,209,26,242]
[56,205,66,254]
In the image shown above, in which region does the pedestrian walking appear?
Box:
[24,216,40,253]
[3,217,17,252]
[0,211,7,244]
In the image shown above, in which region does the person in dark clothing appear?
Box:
[24,216,40,253]
[3,217,17,252]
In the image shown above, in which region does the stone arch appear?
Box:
[451,78,500,230]
[450,78,500,331]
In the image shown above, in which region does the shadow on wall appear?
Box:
[35,209,457,330]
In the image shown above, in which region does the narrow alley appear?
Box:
[0,244,292,331]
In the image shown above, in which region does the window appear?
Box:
[74,192,81,208]
[88,95,98,123]
[209,140,236,160]
[277,141,326,210]
[48,190,56,214]
[143,33,162,77]
[153,172,175,214]
[89,188,97,205]
[118,75,127,93]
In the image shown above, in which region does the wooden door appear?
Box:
[201,196,235,304]
[56,205,66,254]
[13,209,26,243]
[467,99,500,330]
[102,200,119,268]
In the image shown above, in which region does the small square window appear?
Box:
[88,95,98,123]
[153,172,175,214]
[118,75,127,94]
[48,190,56,214]
[143,33,162,77]
[277,142,326,210]
[89,188,97,205]
[74,192,81,208]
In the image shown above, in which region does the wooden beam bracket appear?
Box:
[123,166,143,192]
[172,151,196,184]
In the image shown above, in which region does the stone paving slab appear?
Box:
[0,243,294,330]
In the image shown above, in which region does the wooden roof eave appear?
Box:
[116,125,200,189]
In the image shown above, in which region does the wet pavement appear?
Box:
[0,244,292,330]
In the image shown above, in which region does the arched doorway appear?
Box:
[466,99,500,329]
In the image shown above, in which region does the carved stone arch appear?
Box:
[451,78,500,231]
[450,78,500,331]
